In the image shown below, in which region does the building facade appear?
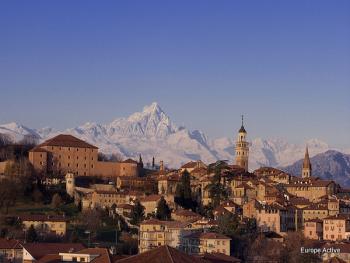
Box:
[29,134,139,177]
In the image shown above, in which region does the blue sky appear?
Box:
[0,1,349,147]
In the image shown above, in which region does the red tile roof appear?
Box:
[199,252,241,263]
[19,214,68,222]
[140,194,162,202]
[115,245,207,263]
[0,238,22,249]
[23,243,85,260]
[35,134,98,149]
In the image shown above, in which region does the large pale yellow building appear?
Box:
[29,134,139,177]
[181,232,231,256]
[139,219,196,253]
[19,214,67,236]
[323,214,350,241]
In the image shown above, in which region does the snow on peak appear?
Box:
[0,103,346,170]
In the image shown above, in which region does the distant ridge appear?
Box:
[0,103,348,171]
[281,150,350,187]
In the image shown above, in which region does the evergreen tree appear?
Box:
[206,166,228,207]
[156,197,171,220]
[51,193,63,209]
[175,170,193,209]
[130,201,145,225]
[26,225,38,242]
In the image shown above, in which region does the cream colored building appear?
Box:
[256,203,301,235]
[181,232,231,256]
[20,215,67,236]
[323,214,350,241]
[29,134,139,177]
[139,219,196,253]
[304,219,323,240]
[0,238,22,263]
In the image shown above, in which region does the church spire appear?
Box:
[302,146,312,178]
[239,115,247,133]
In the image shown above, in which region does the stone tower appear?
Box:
[160,160,164,173]
[65,172,75,198]
[302,146,312,178]
[235,115,249,172]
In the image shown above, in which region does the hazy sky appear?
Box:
[0,1,349,147]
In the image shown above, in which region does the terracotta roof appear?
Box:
[76,248,111,263]
[181,161,206,169]
[30,147,49,153]
[140,219,191,228]
[115,245,207,263]
[36,248,111,263]
[117,204,134,209]
[324,214,350,220]
[322,242,350,254]
[305,219,323,223]
[36,134,98,149]
[213,206,233,216]
[36,254,61,263]
[199,253,241,263]
[0,238,22,249]
[174,209,200,218]
[235,182,254,190]
[23,243,85,260]
[19,214,68,222]
[185,232,231,240]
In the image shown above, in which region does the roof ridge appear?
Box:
[165,245,175,263]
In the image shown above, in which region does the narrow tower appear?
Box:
[235,115,249,172]
[302,146,312,178]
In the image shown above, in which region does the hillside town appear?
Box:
[1,119,350,263]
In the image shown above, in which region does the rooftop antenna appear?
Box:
[241,115,244,126]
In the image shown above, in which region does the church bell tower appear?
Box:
[235,115,249,172]
[302,146,312,178]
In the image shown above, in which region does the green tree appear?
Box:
[175,170,193,209]
[26,225,38,242]
[130,201,145,225]
[51,193,63,209]
[205,167,228,207]
[32,188,44,203]
[0,178,17,214]
[156,197,171,220]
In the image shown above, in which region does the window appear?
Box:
[76,148,79,151]
[68,163,70,167]
[91,165,94,168]
[81,258,85,262]
[76,164,79,168]
[40,154,42,158]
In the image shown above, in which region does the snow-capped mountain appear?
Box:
[0,102,347,170]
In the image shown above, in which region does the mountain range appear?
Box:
[1,102,349,184]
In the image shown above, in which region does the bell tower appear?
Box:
[235,115,249,172]
[302,146,312,178]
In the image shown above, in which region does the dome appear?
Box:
[239,125,247,133]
